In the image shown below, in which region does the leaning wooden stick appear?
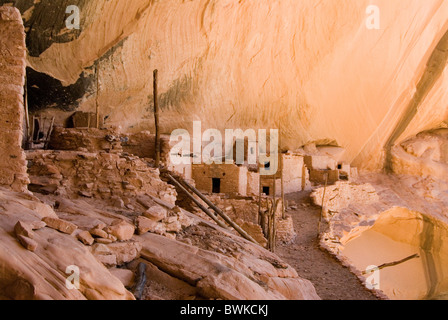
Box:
[153,69,161,168]
[270,198,280,253]
[166,174,228,229]
[317,173,329,237]
[176,174,260,245]
[363,254,420,275]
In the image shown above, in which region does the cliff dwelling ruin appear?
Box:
[0,0,447,303]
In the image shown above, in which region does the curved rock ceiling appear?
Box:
[4,0,448,170]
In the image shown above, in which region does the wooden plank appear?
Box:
[317,173,329,237]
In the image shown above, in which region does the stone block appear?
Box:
[136,216,166,235]
[143,206,168,222]
[42,217,78,235]
[105,220,135,241]
[17,235,38,252]
[77,231,95,246]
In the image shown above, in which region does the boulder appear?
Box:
[42,217,78,235]
[109,268,135,288]
[165,220,182,233]
[105,220,135,241]
[0,188,134,300]
[14,221,34,239]
[77,231,95,246]
[95,254,117,267]
[29,221,46,231]
[92,244,112,255]
[91,243,117,267]
[17,235,38,252]
[90,228,109,239]
[106,241,142,265]
[95,238,114,244]
[136,216,166,235]
[138,232,320,300]
[176,210,194,229]
[144,206,168,222]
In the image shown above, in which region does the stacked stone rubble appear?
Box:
[27,150,177,204]
[0,7,29,192]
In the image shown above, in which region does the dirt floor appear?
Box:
[276,191,381,300]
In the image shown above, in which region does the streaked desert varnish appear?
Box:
[22,0,448,171]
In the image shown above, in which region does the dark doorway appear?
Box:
[263,186,270,196]
[32,118,41,141]
[212,178,221,194]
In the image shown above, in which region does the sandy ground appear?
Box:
[276,191,380,300]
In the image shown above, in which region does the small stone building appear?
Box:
[192,163,248,196]
[260,153,307,197]
[192,153,309,197]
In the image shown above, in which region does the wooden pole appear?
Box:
[95,62,100,129]
[175,174,260,245]
[258,174,262,225]
[317,173,329,237]
[24,74,30,149]
[166,174,229,229]
[153,69,161,168]
[272,199,280,253]
[271,174,277,252]
[280,132,285,220]
[266,199,271,250]
[31,116,36,146]
[281,171,285,219]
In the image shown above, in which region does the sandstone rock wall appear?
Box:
[0,185,320,300]
[0,187,135,300]
[0,6,28,192]
[391,129,448,181]
[10,0,448,171]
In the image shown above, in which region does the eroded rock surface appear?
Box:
[0,188,135,300]
[0,184,320,300]
[5,1,447,170]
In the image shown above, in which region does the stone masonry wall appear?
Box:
[26,150,177,204]
[0,7,29,192]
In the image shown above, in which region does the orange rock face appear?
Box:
[17,0,447,171]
